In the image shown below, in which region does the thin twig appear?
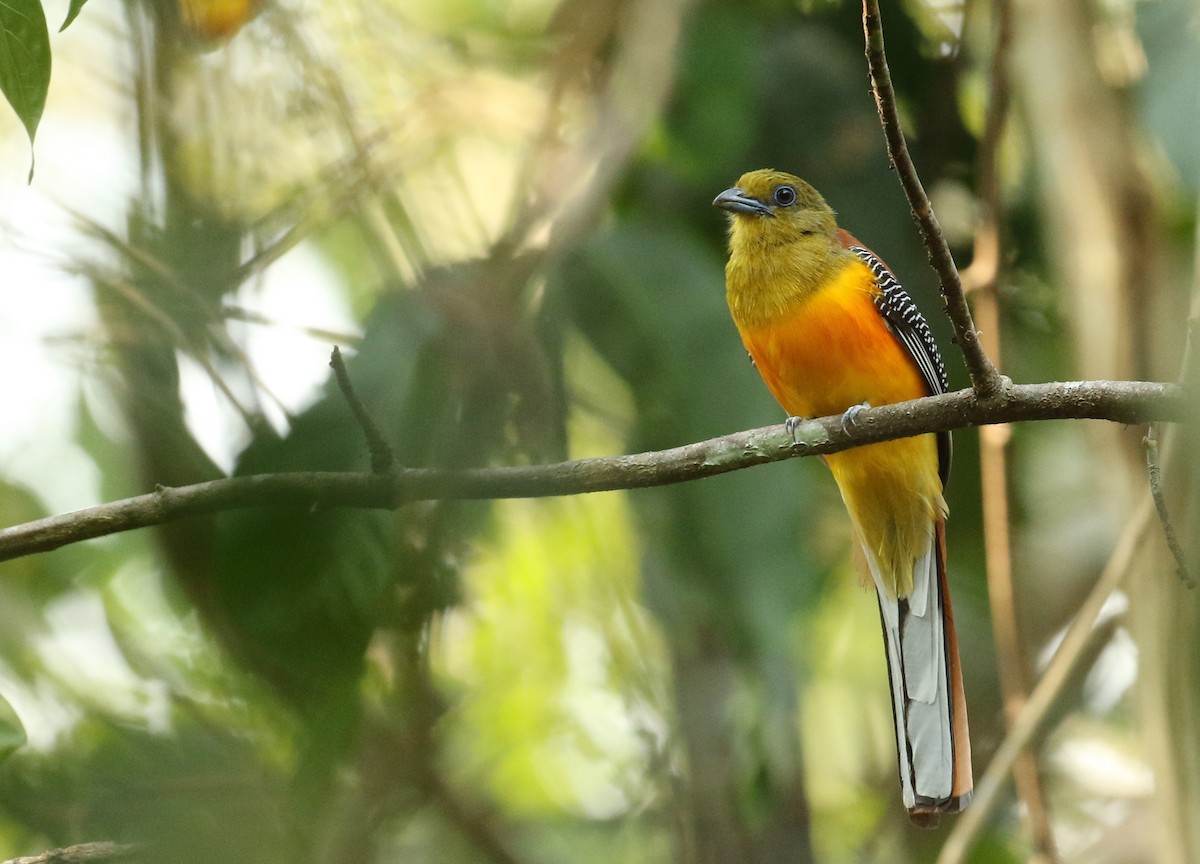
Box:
[329,346,396,473]
[936,497,1153,864]
[1144,423,1195,588]
[0,380,1185,565]
[1138,277,1199,589]
[860,0,1006,399]
[1,842,138,864]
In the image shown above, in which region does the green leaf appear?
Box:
[60,0,89,31]
[0,0,51,164]
[0,692,26,761]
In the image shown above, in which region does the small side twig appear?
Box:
[2,842,138,864]
[330,346,396,473]
[1144,423,1195,588]
[860,0,1006,400]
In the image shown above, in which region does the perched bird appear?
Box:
[714,169,972,824]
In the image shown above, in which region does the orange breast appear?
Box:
[736,259,928,419]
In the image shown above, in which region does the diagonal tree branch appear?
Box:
[936,496,1153,864]
[861,0,1007,399]
[0,380,1185,565]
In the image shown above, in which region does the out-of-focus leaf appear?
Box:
[0,0,50,166]
[0,695,26,761]
[59,0,89,31]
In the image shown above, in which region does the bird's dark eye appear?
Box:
[772,185,797,207]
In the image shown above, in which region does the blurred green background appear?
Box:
[0,0,1197,862]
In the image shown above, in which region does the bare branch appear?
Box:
[0,380,1185,565]
[2,842,137,864]
[860,0,1007,399]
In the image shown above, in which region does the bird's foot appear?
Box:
[784,415,805,444]
[839,401,871,434]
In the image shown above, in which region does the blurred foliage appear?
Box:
[0,0,1196,863]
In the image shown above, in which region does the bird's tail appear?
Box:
[867,519,972,827]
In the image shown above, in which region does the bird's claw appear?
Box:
[839,402,870,434]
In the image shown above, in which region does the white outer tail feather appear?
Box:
[865,530,958,810]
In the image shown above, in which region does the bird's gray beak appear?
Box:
[713,187,774,218]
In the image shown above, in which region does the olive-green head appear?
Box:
[713,169,838,247]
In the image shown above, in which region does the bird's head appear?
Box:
[713,169,837,247]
